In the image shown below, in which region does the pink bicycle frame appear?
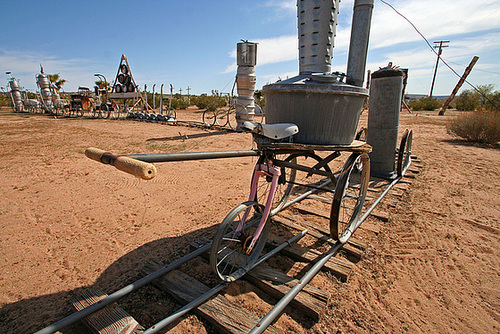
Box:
[238,162,281,253]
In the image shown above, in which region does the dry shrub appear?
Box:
[448,111,500,145]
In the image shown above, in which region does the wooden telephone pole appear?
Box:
[438,56,479,115]
[429,40,449,98]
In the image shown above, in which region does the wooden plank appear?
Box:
[267,239,353,282]
[246,265,329,320]
[142,261,282,334]
[257,140,372,153]
[72,289,143,334]
[272,215,365,261]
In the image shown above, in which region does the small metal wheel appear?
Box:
[397,129,413,177]
[100,104,111,119]
[330,152,370,243]
[76,107,84,117]
[226,106,238,130]
[210,201,268,282]
[253,104,265,124]
[202,110,216,127]
[90,107,100,119]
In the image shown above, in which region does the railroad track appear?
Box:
[54,158,423,334]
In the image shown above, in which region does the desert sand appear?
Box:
[0,108,498,333]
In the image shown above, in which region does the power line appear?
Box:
[379,0,500,112]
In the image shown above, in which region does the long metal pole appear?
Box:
[142,230,308,334]
[128,150,259,163]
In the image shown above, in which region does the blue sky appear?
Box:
[1,0,499,96]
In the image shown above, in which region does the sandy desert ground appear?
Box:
[0,107,498,333]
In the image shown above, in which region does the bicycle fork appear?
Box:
[237,163,281,254]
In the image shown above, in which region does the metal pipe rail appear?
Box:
[128,150,259,163]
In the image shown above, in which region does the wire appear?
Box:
[379,0,500,112]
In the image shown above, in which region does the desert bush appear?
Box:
[448,111,500,145]
[191,94,227,111]
[454,90,480,111]
[409,97,442,111]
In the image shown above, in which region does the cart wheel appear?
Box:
[226,106,238,130]
[210,201,268,282]
[202,110,216,127]
[253,104,265,124]
[101,104,110,119]
[253,152,333,214]
[397,129,413,177]
[90,107,99,118]
[330,152,370,243]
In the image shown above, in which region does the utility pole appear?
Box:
[429,40,449,98]
[186,86,191,103]
[179,87,183,97]
[439,56,479,115]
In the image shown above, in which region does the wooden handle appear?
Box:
[85,147,108,162]
[85,147,157,180]
[114,156,157,180]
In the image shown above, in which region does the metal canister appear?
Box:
[8,78,23,112]
[367,67,404,179]
[37,73,53,109]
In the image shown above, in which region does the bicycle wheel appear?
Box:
[90,107,100,119]
[101,104,111,119]
[397,129,413,177]
[203,110,216,127]
[210,201,268,282]
[253,104,265,124]
[330,152,370,243]
[227,107,238,130]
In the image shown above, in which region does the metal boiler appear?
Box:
[367,67,405,179]
[8,76,24,112]
[36,69,53,111]
[235,41,258,130]
[262,0,374,145]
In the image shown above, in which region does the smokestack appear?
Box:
[346,0,374,87]
[298,0,340,75]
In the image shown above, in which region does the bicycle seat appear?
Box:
[241,121,299,140]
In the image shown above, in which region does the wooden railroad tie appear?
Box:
[72,288,144,334]
[142,260,284,334]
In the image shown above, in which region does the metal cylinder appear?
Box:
[298,0,340,75]
[235,41,258,130]
[263,78,368,144]
[367,67,404,179]
[346,0,374,87]
[8,78,23,112]
[36,73,53,109]
[237,42,257,66]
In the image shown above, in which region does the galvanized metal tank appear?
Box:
[8,78,23,112]
[367,67,404,179]
[263,75,368,144]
